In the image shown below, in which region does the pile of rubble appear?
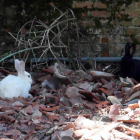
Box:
[0,63,140,140]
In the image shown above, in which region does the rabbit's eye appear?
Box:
[28,75,30,78]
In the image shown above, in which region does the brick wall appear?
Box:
[0,0,140,58]
[73,1,140,57]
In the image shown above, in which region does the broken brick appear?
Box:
[42,68,54,74]
[39,105,60,112]
[42,111,58,121]
[101,78,108,84]
[38,74,51,83]
[45,95,59,106]
[63,122,76,131]
[1,115,15,123]
[100,88,109,95]
[79,90,98,101]
[24,105,33,114]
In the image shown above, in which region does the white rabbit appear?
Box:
[0,59,32,98]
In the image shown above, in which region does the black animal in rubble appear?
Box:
[120,42,140,82]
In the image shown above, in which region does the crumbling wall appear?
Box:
[0,0,140,57]
[73,1,140,57]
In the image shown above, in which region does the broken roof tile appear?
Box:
[79,90,98,101]
[24,105,33,115]
[63,122,76,131]
[0,64,140,139]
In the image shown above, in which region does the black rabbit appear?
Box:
[120,42,140,82]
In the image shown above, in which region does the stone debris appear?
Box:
[0,65,140,140]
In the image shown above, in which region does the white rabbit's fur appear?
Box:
[0,59,32,98]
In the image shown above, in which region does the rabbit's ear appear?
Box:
[19,61,25,74]
[15,59,20,72]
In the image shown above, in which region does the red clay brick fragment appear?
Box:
[91,71,113,78]
[39,105,60,112]
[101,78,108,84]
[100,88,109,95]
[12,131,19,139]
[83,102,95,109]
[63,122,76,131]
[24,105,33,114]
[38,74,51,83]
[102,82,113,89]
[45,95,59,106]
[43,112,58,121]
[118,89,125,98]
[92,98,100,104]
[79,90,98,101]
[2,132,13,136]
[108,88,115,95]
[117,83,123,91]
[131,78,139,84]
[20,120,29,124]
[0,69,13,76]
[1,115,15,123]
[12,101,23,107]
[96,101,109,107]
[92,82,102,91]
[5,110,16,115]
[42,68,54,74]
[132,83,140,93]
[31,84,40,90]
